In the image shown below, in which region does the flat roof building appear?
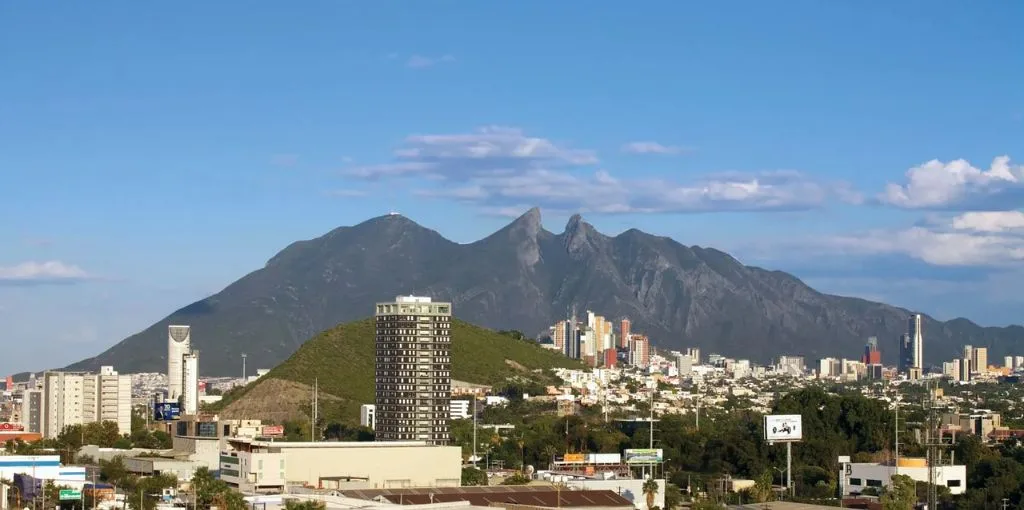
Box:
[375,296,452,445]
[222,438,461,493]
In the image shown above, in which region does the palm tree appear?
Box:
[642,478,659,510]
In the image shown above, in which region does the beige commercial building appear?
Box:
[222,439,461,493]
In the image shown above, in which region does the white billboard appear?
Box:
[764,414,802,442]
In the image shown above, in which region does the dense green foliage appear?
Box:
[4,413,171,464]
[285,501,326,510]
[461,467,488,486]
[216,318,581,422]
[192,466,246,510]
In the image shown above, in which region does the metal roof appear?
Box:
[340,487,634,508]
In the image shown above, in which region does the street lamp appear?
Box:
[773,467,786,499]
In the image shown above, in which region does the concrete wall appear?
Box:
[565,479,665,510]
[172,435,224,470]
[276,444,461,489]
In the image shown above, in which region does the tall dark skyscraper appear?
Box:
[374,296,452,445]
[898,334,914,373]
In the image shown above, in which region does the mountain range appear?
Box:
[68,208,1024,375]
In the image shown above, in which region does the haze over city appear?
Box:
[2,2,1023,375]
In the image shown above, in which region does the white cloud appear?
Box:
[815,210,1024,267]
[347,126,856,214]
[949,210,1024,232]
[880,156,1024,209]
[622,141,692,155]
[0,261,92,284]
[343,126,598,180]
[406,54,455,69]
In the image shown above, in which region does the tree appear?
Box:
[500,473,531,485]
[285,500,326,510]
[461,467,488,486]
[881,474,916,510]
[744,470,773,503]
[99,456,130,486]
[663,483,682,510]
[643,478,660,510]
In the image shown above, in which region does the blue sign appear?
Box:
[153,402,181,421]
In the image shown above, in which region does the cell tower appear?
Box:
[923,379,952,510]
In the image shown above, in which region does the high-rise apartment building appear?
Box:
[43,371,85,438]
[686,347,701,366]
[89,366,132,435]
[42,367,131,439]
[908,314,924,370]
[374,295,452,445]
[20,389,44,434]
[167,325,191,401]
[182,352,200,415]
[551,321,567,351]
[972,347,988,374]
[619,319,631,349]
[943,360,962,381]
[628,334,650,368]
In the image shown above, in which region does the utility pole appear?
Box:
[311,378,319,442]
[695,398,700,431]
[894,391,900,476]
[472,396,478,467]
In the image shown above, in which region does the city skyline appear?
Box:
[3,2,1024,374]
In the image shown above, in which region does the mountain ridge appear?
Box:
[67,208,1024,375]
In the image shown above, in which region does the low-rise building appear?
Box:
[842,458,966,496]
[0,455,86,488]
[222,439,461,493]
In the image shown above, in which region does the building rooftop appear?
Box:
[340,487,634,508]
[228,439,438,449]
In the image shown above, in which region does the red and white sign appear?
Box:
[261,425,284,437]
[0,423,25,431]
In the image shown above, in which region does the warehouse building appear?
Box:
[340,486,635,510]
[221,438,461,493]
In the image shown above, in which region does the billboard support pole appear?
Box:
[786,441,792,498]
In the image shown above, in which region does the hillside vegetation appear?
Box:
[217,317,581,423]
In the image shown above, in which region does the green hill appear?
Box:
[216,317,581,424]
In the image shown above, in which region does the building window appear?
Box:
[866,479,883,487]
[947,480,961,487]
[849,478,862,486]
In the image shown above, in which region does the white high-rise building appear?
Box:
[167,325,191,401]
[91,366,131,435]
[43,371,85,439]
[42,366,131,439]
[909,313,924,370]
[181,352,200,415]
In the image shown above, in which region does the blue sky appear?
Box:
[2,1,1023,375]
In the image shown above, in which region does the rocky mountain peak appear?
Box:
[507,207,543,238]
[563,213,598,256]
